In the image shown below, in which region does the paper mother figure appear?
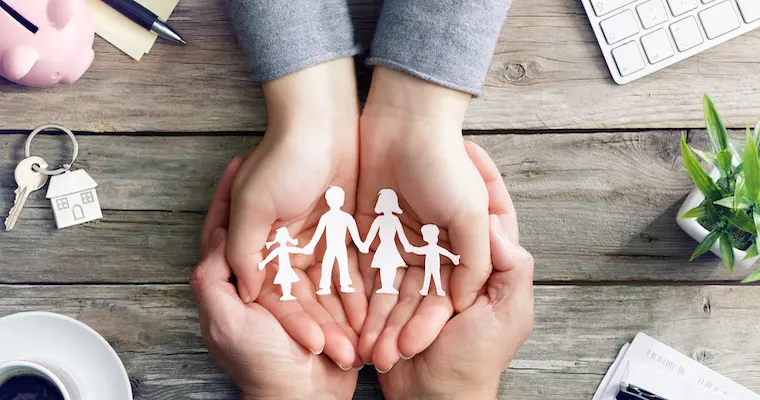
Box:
[362,188,414,294]
[258,227,305,301]
[408,224,460,296]
[302,186,367,295]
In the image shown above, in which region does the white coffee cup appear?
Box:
[0,360,78,400]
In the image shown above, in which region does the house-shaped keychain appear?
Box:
[46,169,103,229]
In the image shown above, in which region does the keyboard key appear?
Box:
[601,10,640,44]
[736,0,760,23]
[637,0,669,29]
[612,41,646,76]
[670,16,704,51]
[591,0,638,16]
[699,1,741,39]
[641,29,675,63]
[666,0,698,16]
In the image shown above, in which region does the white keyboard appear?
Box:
[581,0,760,84]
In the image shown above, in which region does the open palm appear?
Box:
[356,109,492,371]
[194,158,360,397]
[225,127,366,369]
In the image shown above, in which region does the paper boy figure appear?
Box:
[302,186,366,295]
[258,227,305,301]
[409,224,460,296]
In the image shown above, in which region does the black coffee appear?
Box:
[0,374,64,400]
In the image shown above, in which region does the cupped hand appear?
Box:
[224,59,367,368]
[192,159,360,399]
[356,67,493,371]
[378,142,535,400]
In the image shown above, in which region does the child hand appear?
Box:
[225,59,369,346]
[356,68,496,370]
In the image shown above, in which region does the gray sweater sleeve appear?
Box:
[228,0,360,83]
[367,0,513,96]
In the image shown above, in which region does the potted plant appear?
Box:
[677,95,760,283]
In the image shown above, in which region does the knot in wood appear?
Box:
[702,296,711,316]
[504,63,526,81]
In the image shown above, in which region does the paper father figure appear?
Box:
[302,186,366,295]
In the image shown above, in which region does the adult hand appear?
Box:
[225,59,368,367]
[356,67,492,369]
[192,158,360,399]
[378,142,535,400]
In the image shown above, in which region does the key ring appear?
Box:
[24,125,79,176]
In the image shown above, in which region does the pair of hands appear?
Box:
[191,59,534,399]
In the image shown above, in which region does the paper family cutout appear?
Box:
[257,187,460,301]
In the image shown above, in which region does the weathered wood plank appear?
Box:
[3,0,760,132]
[0,131,749,282]
[0,285,758,399]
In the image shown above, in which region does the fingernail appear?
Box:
[338,363,352,371]
[352,365,364,371]
[399,354,413,360]
[239,284,251,304]
[210,228,225,251]
[375,364,394,374]
[311,348,323,355]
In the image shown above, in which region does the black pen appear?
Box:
[101,0,186,45]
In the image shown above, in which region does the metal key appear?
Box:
[4,156,50,231]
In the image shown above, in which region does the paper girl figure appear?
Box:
[302,186,367,295]
[257,227,305,301]
[408,224,460,296]
[362,188,414,294]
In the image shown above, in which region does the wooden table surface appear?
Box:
[2,0,760,398]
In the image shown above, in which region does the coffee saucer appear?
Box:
[0,311,132,399]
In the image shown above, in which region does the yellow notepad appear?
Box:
[85,0,180,61]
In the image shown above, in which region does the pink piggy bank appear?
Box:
[0,0,95,87]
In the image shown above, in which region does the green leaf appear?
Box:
[692,148,719,169]
[754,120,760,151]
[731,142,744,159]
[690,229,720,261]
[743,128,760,204]
[716,150,732,177]
[703,94,729,152]
[680,205,707,219]
[726,210,756,233]
[719,232,735,275]
[741,267,760,283]
[743,242,759,261]
[753,212,760,243]
[735,175,748,209]
[681,133,723,201]
[714,197,735,208]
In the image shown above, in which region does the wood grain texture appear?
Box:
[3,0,760,132]
[0,284,758,399]
[0,130,751,282]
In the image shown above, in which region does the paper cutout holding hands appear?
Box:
[302,186,366,295]
[258,227,305,301]
[362,189,415,294]
[407,224,460,296]
[263,187,461,301]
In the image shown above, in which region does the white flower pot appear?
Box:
[676,168,760,270]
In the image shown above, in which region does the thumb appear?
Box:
[488,215,534,345]
[191,229,242,308]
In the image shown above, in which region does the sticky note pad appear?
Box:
[85,0,180,61]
